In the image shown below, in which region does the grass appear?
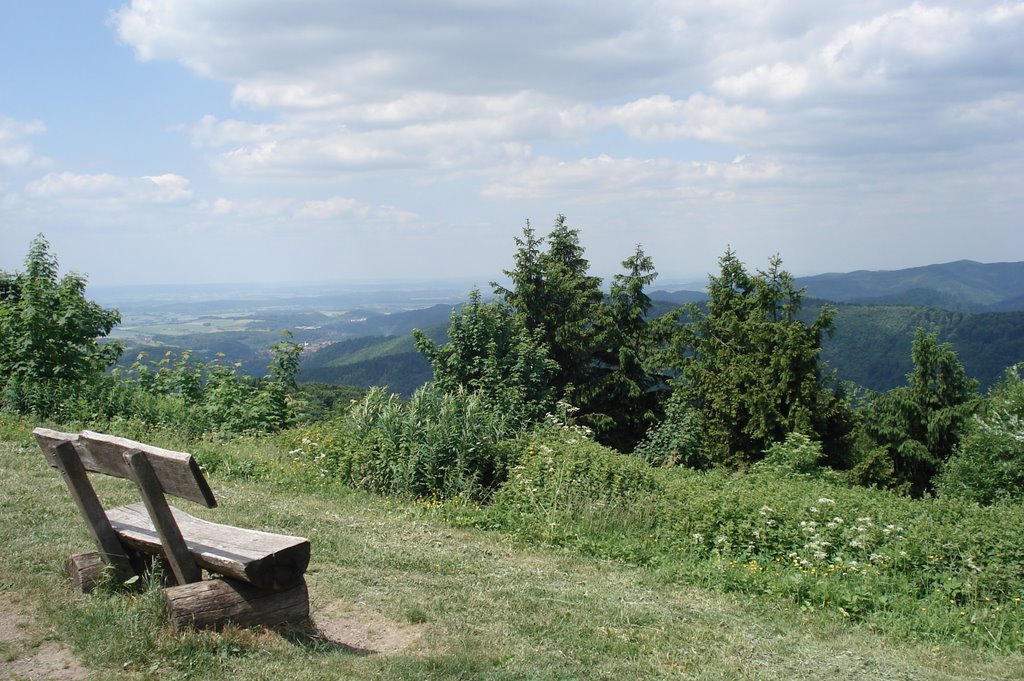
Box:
[1,424,1023,679]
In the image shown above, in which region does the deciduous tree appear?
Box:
[0,235,122,414]
[414,289,557,424]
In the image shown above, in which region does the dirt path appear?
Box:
[312,599,424,655]
[0,592,89,681]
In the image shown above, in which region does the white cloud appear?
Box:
[714,63,811,101]
[3,0,1012,284]
[111,1,1023,183]
[0,117,49,170]
[607,94,769,143]
[481,154,784,202]
[296,196,420,228]
[25,172,192,204]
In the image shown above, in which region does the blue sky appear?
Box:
[1,1,1021,287]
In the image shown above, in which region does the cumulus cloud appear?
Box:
[296,196,419,225]
[0,117,49,170]
[111,0,1023,179]
[25,172,193,204]
[714,63,811,101]
[606,94,769,143]
[481,154,784,202]
[5,0,1005,284]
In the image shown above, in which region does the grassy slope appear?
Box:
[1,432,1021,680]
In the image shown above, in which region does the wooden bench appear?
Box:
[34,428,311,630]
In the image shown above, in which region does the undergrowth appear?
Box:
[459,420,1024,650]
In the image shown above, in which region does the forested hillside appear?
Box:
[817,304,1024,391]
[298,328,445,397]
[299,296,1024,395]
[795,260,1024,311]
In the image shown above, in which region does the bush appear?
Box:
[936,365,1024,504]
[632,391,705,467]
[486,414,661,554]
[755,432,824,476]
[291,383,521,501]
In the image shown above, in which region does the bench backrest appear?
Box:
[33,428,217,508]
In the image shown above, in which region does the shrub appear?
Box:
[755,432,824,476]
[291,383,520,501]
[632,391,705,467]
[487,414,661,552]
[936,364,1024,504]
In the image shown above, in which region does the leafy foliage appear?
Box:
[935,364,1024,504]
[292,383,522,500]
[0,235,122,415]
[755,432,827,476]
[414,289,557,424]
[632,390,704,467]
[112,336,303,436]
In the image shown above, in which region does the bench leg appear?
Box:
[67,550,173,593]
[52,442,137,583]
[164,578,310,631]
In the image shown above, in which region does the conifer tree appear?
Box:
[670,249,851,468]
[587,245,665,451]
[493,215,604,403]
[861,329,979,495]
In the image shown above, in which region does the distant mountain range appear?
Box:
[649,260,1024,313]
[116,260,1023,395]
[292,260,1024,395]
[794,260,1024,312]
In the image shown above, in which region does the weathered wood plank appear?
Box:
[107,503,310,590]
[164,577,309,631]
[49,440,137,582]
[33,428,216,508]
[124,450,203,585]
[80,431,217,507]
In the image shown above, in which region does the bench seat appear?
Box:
[106,503,310,590]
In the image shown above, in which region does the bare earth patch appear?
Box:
[311,599,424,655]
[0,593,89,681]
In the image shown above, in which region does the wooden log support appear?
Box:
[50,441,137,583]
[124,449,203,585]
[164,577,309,631]
[66,551,105,593]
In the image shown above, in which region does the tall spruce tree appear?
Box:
[493,215,605,404]
[861,329,980,495]
[671,250,851,468]
[586,245,665,451]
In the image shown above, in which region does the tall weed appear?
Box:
[290,383,520,501]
